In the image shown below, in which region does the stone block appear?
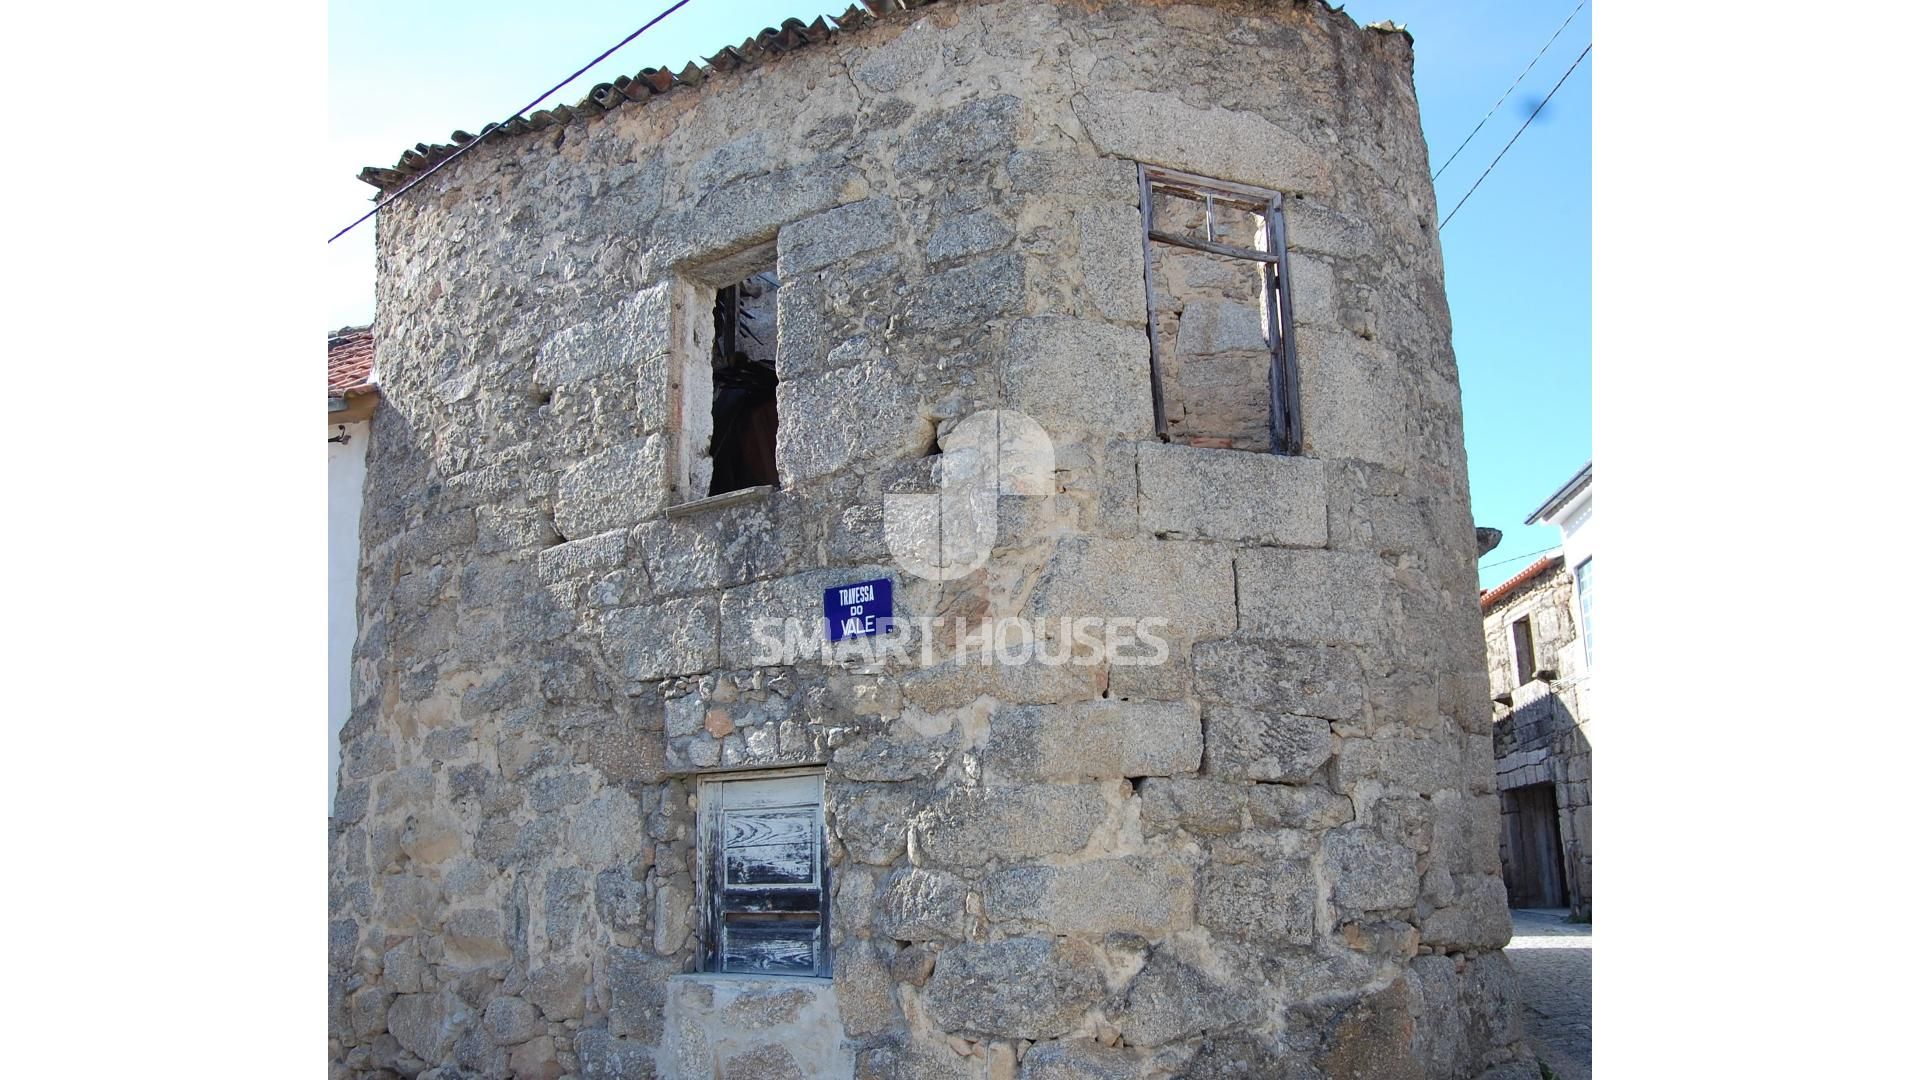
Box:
[831,937,899,1038]
[386,991,452,1063]
[1073,88,1330,194]
[923,937,1104,1041]
[1203,706,1333,782]
[875,866,969,942]
[929,208,1015,263]
[1324,828,1418,913]
[899,251,1025,335]
[1136,442,1327,546]
[1420,874,1511,951]
[1191,639,1363,719]
[914,783,1115,867]
[897,656,1100,710]
[1234,548,1386,645]
[984,856,1193,937]
[1019,1038,1155,1079]
[534,282,672,391]
[1004,316,1156,439]
[1138,777,1245,837]
[524,960,590,1021]
[535,529,628,584]
[348,984,395,1041]
[665,164,868,264]
[443,906,510,963]
[599,596,719,682]
[1296,328,1410,469]
[1078,202,1149,323]
[777,360,927,483]
[1027,536,1235,642]
[573,1028,658,1080]
[1108,950,1262,1048]
[895,95,1021,180]
[1006,150,1139,200]
[985,700,1201,781]
[1197,858,1315,945]
[778,196,898,277]
[1247,783,1353,831]
[720,1044,804,1080]
[508,1035,562,1080]
[554,437,666,539]
[1331,735,1459,797]
[481,996,542,1047]
[1314,977,1420,1080]
[606,946,678,1041]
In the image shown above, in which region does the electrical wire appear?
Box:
[1438,43,1591,232]
[328,0,696,244]
[1431,0,1587,183]
[1480,544,1560,572]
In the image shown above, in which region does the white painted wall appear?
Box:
[328,420,370,815]
[1541,485,1594,678]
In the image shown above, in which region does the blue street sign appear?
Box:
[823,578,893,643]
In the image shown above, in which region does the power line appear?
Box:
[1480,544,1560,572]
[1438,43,1591,233]
[328,0,696,244]
[1431,0,1587,183]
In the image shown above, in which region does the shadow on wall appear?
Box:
[1496,688,1592,920]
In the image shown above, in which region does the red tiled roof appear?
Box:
[1479,553,1564,613]
[329,326,375,395]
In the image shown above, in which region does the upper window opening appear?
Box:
[674,244,780,504]
[698,770,828,977]
[1137,165,1301,454]
[709,265,780,496]
[1512,615,1536,684]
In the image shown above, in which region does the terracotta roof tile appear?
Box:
[1479,553,1564,613]
[355,0,1405,193]
[329,325,375,395]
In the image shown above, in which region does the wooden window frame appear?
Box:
[694,767,830,978]
[1137,163,1303,454]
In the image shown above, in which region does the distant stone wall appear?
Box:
[331,1,1528,1077]
[1485,567,1592,917]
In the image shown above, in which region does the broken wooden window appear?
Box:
[1511,615,1536,684]
[698,770,829,977]
[1138,165,1301,453]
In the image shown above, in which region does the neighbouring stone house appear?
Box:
[331,326,379,815]
[329,1,1529,1077]
[1480,464,1592,918]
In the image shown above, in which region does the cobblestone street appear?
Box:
[1507,908,1592,1080]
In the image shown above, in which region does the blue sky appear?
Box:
[328,0,1591,588]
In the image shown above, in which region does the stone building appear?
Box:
[1480,466,1592,919]
[331,326,380,815]
[329,1,1529,1077]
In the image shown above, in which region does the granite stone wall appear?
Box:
[1485,566,1593,919]
[330,2,1527,1077]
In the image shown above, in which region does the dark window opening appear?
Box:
[1512,616,1536,684]
[1138,164,1301,454]
[708,267,780,496]
[700,772,829,977]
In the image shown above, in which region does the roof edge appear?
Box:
[355,0,1412,194]
[1524,461,1592,526]
[1480,552,1565,614]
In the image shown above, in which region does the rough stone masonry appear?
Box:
[330,1,1529,1077]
